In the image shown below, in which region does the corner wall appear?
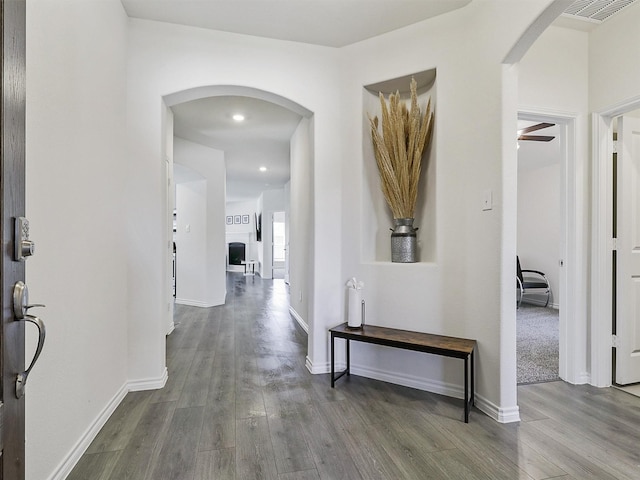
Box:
[340,0,555,419]
[25,1,130,479]
[289,118,313,332]
[174,137,226,307]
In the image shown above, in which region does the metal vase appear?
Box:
[391,218,417,263]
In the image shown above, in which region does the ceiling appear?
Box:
[517,121,561,172]
[173,96,302,202]
[121,0,472,48]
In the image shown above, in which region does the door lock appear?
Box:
[15,216,35,261]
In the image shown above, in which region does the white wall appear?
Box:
[517,163,561,306]
[589,1,640,113]
[174,137,227,307]
[175,179,209,304]
[517,25,590,312]
[289,119,313,332]
[25,1,130,479]
[128,18,344,379]
[339,1,554,420]
[518,24,590,383]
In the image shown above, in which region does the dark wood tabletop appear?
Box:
[329,322,476,358]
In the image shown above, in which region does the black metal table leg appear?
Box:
[471,349,475,406]
[331,332,335,388]
[346,339,350,376]
[464,355,469,423]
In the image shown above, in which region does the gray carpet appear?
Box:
[517,303,559,384]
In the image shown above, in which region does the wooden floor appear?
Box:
[68,273,640,479]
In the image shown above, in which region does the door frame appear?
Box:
[518,108,585,384]
[591,95,640,387]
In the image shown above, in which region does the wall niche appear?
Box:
[362,69,437,263]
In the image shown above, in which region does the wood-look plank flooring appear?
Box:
[68,273,640,479]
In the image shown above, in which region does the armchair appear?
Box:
[517,256,550,308]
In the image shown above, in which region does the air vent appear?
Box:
[564,0,637,22]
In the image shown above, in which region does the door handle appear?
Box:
[13,281,46,398]
[16,314,46,399]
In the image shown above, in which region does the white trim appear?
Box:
[289,306,308,333]
[45,369,169,480]
[175,298,221,308]
[351,363,465,399]
[305,355,325,374]
[45,383,129,480]
[591,95,640,387]
[308,359,502,420]
[128,367,169,392]
[520,297,559,309]
[166,322,175,335]
[518,108,583,385]
[503,0,575,64]
[475,399,521,424]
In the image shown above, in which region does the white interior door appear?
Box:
[615,114,640,385]
[272,212,286,278]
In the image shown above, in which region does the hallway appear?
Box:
[67,273,640,479]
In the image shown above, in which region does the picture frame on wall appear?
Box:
[234,215,241,224]
[242,215,249,224]
[226,216,233,225]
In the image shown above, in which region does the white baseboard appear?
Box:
[578,372,591,384]
[474,394,521,423]
[351,363,464,400]
[46,369,169,480]
[521,297,559,309]
[166,322,175,335]
[289,307,308,333]
[306,356,333,374]
[46,383,129,480]
[128,368,168,392]
[175,298,223,308]
[309,359,463,399]
[310,360,522,423]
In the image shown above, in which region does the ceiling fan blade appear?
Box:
[518,135,555,142]
[517,122,555,135]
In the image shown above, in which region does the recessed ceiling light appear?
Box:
[232,114,245,122]
[259,166,267,172]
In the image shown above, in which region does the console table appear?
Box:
[240,260,257,275]
[329,322,476,423]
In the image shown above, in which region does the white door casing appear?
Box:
[518,109,584,384]
[615,115,640,385]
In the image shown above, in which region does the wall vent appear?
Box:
[564,0,637,23]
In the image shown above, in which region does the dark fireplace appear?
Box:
[229,242,246,265]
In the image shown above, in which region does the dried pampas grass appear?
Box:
[369,77,434,219]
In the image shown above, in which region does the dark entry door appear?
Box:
[1,0,27,478]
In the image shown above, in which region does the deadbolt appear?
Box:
[15,217,35,261]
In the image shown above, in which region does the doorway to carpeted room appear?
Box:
[517,303,559,384]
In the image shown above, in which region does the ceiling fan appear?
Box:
[517,122,556,142]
